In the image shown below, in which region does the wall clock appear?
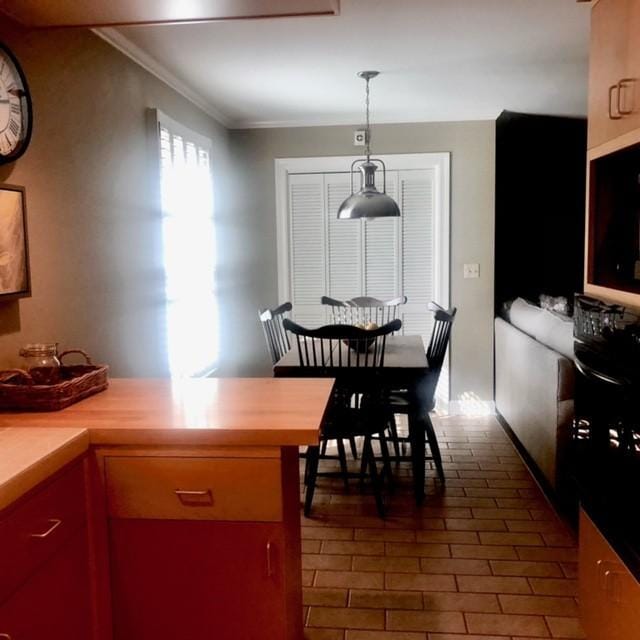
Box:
[0,43,32,165]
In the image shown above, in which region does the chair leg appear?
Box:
[320,439,328,457]
[379,432,394,494]
[336,438,350,492]
[303,446,310,486]
[348,435,359,460]
[363,436,385,518]
[388,413,401,460]
[304,445,320,517]
[425,414,445,484]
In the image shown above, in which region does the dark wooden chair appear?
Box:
[385,302,457,484]
[321,296,407,457]
[283,318,402,517]
[259,302,292,365]
[321,295,407,326]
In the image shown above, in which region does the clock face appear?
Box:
[0,44,32,164]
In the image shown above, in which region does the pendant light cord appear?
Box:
[365,76,371,161]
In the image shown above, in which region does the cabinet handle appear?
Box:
[30,518,62,539]
[609,84,623,119]
[266,541,273,578]
[618,78,636,116]
[604,569,625,604]
[174,489,213,506]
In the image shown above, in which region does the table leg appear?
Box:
[409,409,426,505]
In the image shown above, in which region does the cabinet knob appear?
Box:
[0,634,13,639]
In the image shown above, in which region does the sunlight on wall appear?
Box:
[160,125,218,378]
[454,391,493,416]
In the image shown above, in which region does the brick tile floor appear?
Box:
[300,415,585,640]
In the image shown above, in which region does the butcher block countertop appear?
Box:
[0,377,332,447]
[0,427,89,511]
[0,378,332,510]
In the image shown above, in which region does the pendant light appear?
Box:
[337,71,400,220]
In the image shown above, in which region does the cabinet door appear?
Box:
[623,0,640,133]
[0,529,92,639]
[110,519,289,640]
[579,510,640,640]
[588,0,634,148]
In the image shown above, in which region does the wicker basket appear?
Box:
[0,349,109,411]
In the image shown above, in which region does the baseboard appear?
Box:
[495,410,578,531]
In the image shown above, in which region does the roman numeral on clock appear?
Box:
[8,117,19,137]
[10,102,20,115]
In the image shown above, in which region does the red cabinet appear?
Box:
[0,459,92,639]
[103,450,303,640]
[0,530,92,639]
[110,520,287,640]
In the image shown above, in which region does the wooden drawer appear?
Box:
[0,460,87,603]
[579,509,640,640]
[105,456,283,522]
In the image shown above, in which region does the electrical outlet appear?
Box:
[354,129,367,146]
[463,263,480,279]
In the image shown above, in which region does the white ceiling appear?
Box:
[112,0,591,129]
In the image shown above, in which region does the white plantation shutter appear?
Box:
[288,173,326,327]
[278,154,449,401]
[364,174,399,299]
[285,165,441,352]
[327,174,362,299]
[399,169,436,347]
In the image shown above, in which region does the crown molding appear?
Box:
[231,114,500,130]
[92,27,233,128]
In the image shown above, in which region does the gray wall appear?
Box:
[230,122,496,403]
[0,22,233,376]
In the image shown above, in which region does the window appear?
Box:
[156,110,217,378]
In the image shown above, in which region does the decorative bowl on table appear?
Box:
[343,322,379,353]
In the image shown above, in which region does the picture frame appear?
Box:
[0,184,31,301]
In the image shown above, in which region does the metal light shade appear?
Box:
[337,161,401,220]
[337,70,401,220]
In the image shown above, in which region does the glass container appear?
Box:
[19,343,61,384]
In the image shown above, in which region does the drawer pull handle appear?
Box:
[30,518,62,539]
[266,541,273,578]
[618,77,636,116]
[609,84,623,119]
[174,489,213,506]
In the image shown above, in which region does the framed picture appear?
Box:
[0,184,31,301]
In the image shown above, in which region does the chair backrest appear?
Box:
[426,302,457,373]
[282,318,402,369]
[258,302,292,365]
[321,295,407,326]
[420,302,457,410]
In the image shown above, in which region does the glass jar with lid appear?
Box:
[19,343,61,384]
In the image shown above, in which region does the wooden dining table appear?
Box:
[273,335,431,504]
